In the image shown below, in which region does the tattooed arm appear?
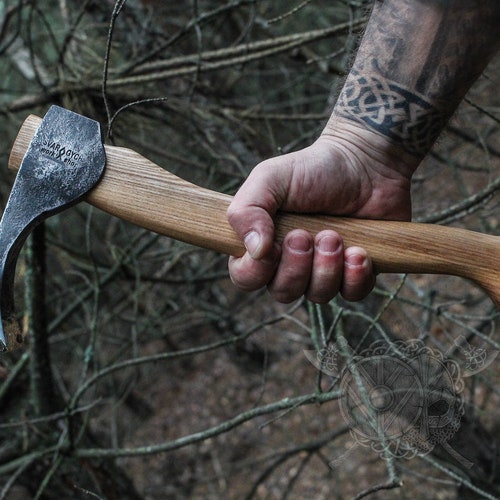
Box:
[330,0,500,160]
[227,0,500,304]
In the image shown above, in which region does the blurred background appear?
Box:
[0,1,498,498]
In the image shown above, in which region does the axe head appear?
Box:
[0,106,105,351]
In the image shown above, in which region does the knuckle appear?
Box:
[305,292,333,304]
[230,274,264,292]
[341,275,376,302]
[270,289,299,304]
[269,280,302,303]
[226,204,244,225]
[228,261,266,292]
[310,286,336,303]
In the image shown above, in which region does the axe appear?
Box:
[1,105,499,351]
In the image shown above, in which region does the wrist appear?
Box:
[321,115,421,181]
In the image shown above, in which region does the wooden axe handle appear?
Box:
[8,114,500,308]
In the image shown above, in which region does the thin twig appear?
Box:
[72,391,341,459]
[102,0,127,136]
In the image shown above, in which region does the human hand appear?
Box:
[227,118,417,303]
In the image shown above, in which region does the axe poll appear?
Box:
[1,106,499,351]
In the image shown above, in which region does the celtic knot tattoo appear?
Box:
[336,72,447,158]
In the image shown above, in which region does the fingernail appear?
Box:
[244,231,261,259]
[317,235,341,254]
[345,252,367,268]
[288,234,311,253]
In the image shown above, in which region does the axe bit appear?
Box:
[2,105,500,351]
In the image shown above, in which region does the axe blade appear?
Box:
[0,106,105,351]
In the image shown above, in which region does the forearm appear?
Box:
[326,0,500,165]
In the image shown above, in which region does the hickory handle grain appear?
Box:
[8,114,500,308]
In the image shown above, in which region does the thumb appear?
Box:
[227,161,286,259]
[227,204,275,260]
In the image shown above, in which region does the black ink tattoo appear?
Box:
[335,72,447,157]
[333,0,500,157]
